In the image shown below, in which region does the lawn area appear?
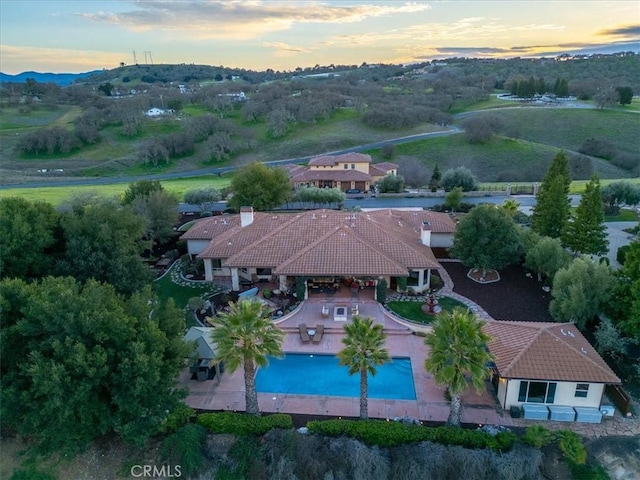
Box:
[387,297,467,324]
[152,260,224,310]
[604,208,639,222]
[0,174,233,206]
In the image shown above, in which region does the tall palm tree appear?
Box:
[424,307,493,426]
[338,316,390,420]
[210,299,284,416]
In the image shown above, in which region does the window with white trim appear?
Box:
[575,383,589,398]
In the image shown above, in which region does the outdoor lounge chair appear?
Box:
[299,324,311,343]
[311,324,324,344]
[321,305,330,317]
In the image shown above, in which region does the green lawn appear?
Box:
[387,297,467,324]
[152,260,224,310]
[604,208,639,222]
[0,174,233,206]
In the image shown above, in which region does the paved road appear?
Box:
[0,127,461,190]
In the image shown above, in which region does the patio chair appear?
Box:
[321,305,330,317]
[311,324,324,344]
[299,324,310,343]
[351,304,359,316]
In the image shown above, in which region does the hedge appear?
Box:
[197,412,293,435]
[306,419,517,451]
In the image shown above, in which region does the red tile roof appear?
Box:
[484,321,621,384]
[367,209,457,234]
[188,209,448,275]
[179,215,241,240]
[290,169,372,182]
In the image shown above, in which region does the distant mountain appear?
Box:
[0,70,102,86]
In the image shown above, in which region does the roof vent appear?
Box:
[312,213,316,219]
[568,330,575,337]
[581,347,587,354]
[560,328,566,336]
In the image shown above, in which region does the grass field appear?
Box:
[467,107,640,156]
[0,174,233,205]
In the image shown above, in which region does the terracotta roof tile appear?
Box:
[367,209,457,234]
[485,321,621,384]
[179,215,239,240]
[197,209,444,274]
[291,170,372,182]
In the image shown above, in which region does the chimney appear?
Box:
[240,206,254,227]
[420,221,431,246]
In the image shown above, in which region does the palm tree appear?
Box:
[424,307,493,426]
[210,299,284,416]
[338,316,390,420]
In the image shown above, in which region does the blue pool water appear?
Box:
[255,353,416,400]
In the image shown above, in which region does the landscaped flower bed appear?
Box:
[387,297,467,324]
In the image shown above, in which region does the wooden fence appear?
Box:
[605,384,632,415]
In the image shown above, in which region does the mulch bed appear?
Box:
[442,263,554,322]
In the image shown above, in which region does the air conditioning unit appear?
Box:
[600,405,615,417]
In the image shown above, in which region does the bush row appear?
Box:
[197,412,293,435]
[306,419,517,451]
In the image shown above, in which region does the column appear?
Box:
[231,268,240,291]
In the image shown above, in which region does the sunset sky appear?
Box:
[1,0,638,74]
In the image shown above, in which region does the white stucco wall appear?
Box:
[430,233,454,248]
[502,379,605,409]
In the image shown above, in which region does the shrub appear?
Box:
[306,419,516,451]
[396,277,407,292]
[187,297,206,313]
[617,244,630,265]
[557,430,587,465]
[10,469,56,480]
[262,288,272,299]
[376,174,405,193]
[376,278,387,304]
[441,167,478,192]
[579,137,617,160]
[199,211,213,217]
[429,275,441,289]
[160,403,196,434]
[523,425,554,448]
[197,412,293,435]
[162,424,207,476]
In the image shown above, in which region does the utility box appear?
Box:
[522,403,549,421]
[600,405,615,417]
[548,405,576,422]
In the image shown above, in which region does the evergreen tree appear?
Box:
[531,151,571,238]
[430,162,442,188]
[563,175,608,255]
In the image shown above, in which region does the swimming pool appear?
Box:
[255,353,416,400]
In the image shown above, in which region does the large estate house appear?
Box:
[181,207,457,295]
[283,152,398,193]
